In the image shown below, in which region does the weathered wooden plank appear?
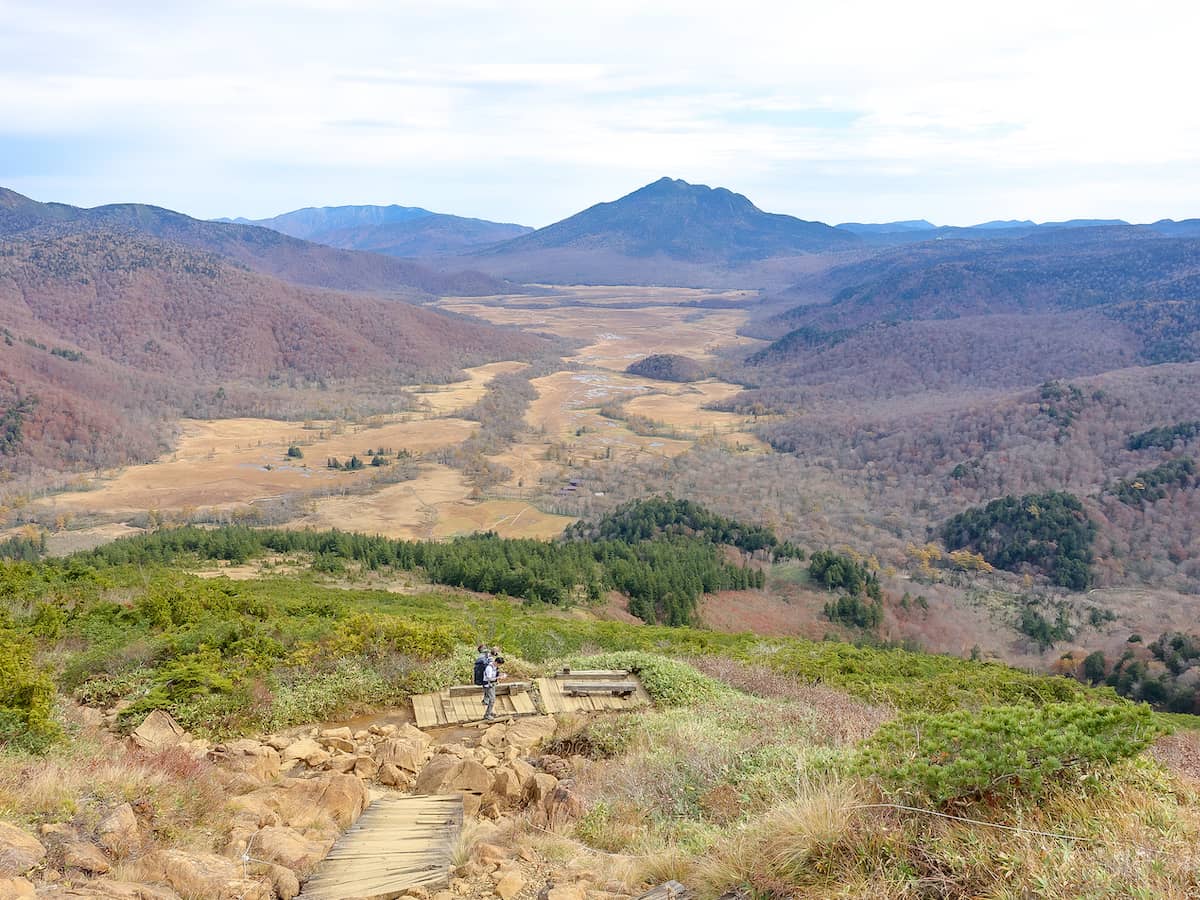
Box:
[448,681,528,697]
[564,681,637,695]
[297,795,461,900]
[556,668,629,679]
[411,693,439,729]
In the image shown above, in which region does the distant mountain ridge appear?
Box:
[224,204,533,258]
[481,177,858,264]
[220,204,435,238]
[0,188,509,297]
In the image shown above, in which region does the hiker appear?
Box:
[481,654,503,721]
[473,643,491,684]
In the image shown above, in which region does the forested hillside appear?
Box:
[81,497,778,625]
[0,187,510,296]
[0,230,554,473]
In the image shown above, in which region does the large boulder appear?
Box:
[545,781,586,821]
[280,738,330,769]
[64,840,112,874]
[96,803,140,857]
[318,727,355,753]
[210,739,282,783]
[261,863,301,900]
[229,773,369,834]
[490,767,524,805]
[250,825,332,874]
[129,710,190,752]
[0,876,34,897]
[482,716,557,752]
[0,821,45,876]
[374,734,428,773]
[524,773,558,808]
[414,757,492,795]
[122,849,270,899]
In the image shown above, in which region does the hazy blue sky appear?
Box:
[3,0,1198,227]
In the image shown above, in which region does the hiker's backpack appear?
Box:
[473,658,488,686]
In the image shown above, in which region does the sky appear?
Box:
[2,0,1199,228]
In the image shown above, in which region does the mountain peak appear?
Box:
[486,178,854,263]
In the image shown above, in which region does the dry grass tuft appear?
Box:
[0,732,228,852]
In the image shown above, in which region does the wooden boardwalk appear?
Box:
[411,682,537,729]
[296,794,462,900]
[537,669,652,715]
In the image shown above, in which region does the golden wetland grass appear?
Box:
[35,287,769,543]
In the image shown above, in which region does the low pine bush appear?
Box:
[570,651,731,707]
[855,701,1162,807]
[0,628,58,752]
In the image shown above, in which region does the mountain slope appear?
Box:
[222,204,434,239]
[0,188,509,296]
[0,229,552,472]
[226,204,532,257]
[482,177,857,264]
[731,227,1200,403]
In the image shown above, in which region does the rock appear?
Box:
[96,803,140,856]
[378,763,412,788]
[413,755,457,794]
[265,735,291,751]
[402,887,430,900]
[353,755,380,779]
[129,710,190,752]
[495,871,525,900]
[264,864,301,900]
[280,737,330,768]
[39,822,78,840]
[0,821,46,875]
[524,773,559,808]
[222,881,273,900]
[250,825,332,873]
[326,754,358,774]
[545,886,587,900]
[461,791,483,819]
[490,767,524,804]
[318,727,356,752]
[0,876,34,897]
[64,840,112,874]
[214,768,267,796]
[473,842,511,866]
[432,892,456,900]
[546,781,586,821]
[122,849,243,899]
[230,773,369,834]
[354,729,371,741]
[210,739,281,783]
[511,759,536,785]
[503,716,557,751]
[454,760,493,793]
[374,736,427,773]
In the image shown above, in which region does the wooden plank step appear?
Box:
[564,682,637,695]
[447,681,530,697]
[555,668,629,679]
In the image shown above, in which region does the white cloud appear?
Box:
[1,0,1198,224]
